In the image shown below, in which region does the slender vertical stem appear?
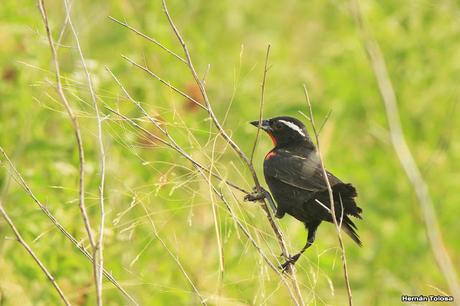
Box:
[37,1,102,302]
[303,85,353,306]
[37,0,95,251]
[250,45,271,163]
[61,0,106,303]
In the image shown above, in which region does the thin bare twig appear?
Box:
[0,200,71,306]
[250,45,271,163]
[95,55,106,306]
[56,0,72,48]
[303,85,353,306]
[121,55,207,111]
[202,64,211,85]
[61,0,106,303]
[37,0,96,268]
[108,16,186,64]
[348,0,460,303]
[0,147,138,305]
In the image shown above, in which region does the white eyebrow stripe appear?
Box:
[278,120,306,137]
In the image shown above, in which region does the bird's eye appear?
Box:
[274,122,283,130]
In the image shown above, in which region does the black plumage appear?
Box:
[248,116,362,269]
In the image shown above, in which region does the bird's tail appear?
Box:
[342,216,362,246]
[334,183,362,219]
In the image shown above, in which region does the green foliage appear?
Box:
[1,0,459,305]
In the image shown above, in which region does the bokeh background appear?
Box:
[1,0,459,305]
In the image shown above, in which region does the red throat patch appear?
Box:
[268,133,277,145]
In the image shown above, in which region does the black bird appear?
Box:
[246,116,362,270]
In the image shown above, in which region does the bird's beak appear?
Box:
[250,119,271,131]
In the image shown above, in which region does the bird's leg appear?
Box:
[280,222,319,271]
[244,186,278,215]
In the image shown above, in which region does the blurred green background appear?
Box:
[1,0,459,305]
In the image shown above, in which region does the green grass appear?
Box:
[1,0,459,305]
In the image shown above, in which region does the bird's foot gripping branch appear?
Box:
[280,253,301,272]
[244,186,279,216]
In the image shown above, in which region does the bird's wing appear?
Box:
[263,149,342,192]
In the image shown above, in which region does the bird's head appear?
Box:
[250,116,312,147]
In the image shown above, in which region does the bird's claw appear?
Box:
[244,187,268,202]
[279,254,301,272]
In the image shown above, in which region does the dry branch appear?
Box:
[37,1,99,298]
[61,0,106,303]
[0,200,71,306]
[121,55,207,111]
[108,16,187,64]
